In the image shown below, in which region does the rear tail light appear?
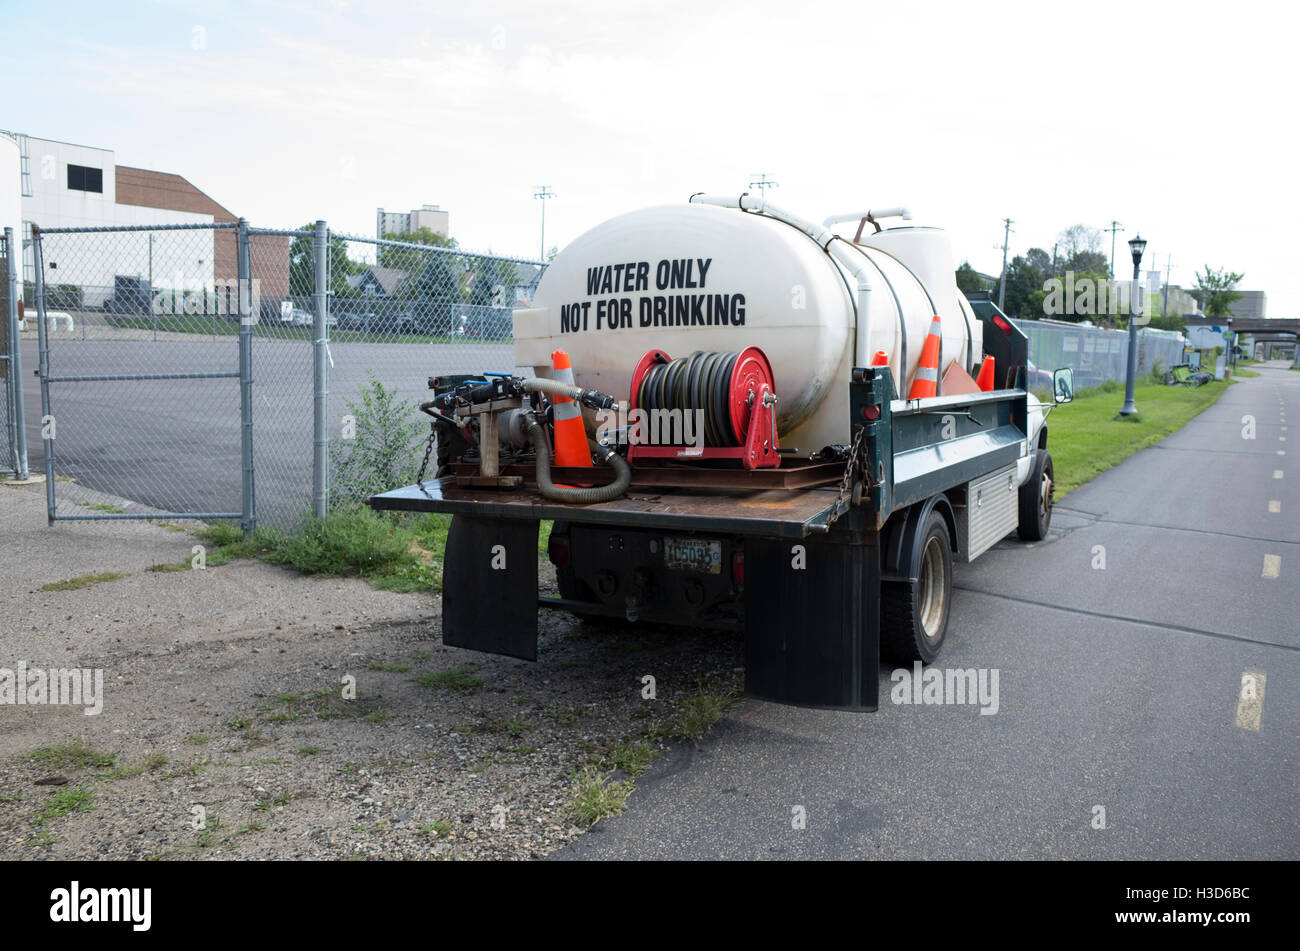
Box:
[992,313,1013,334]
[548,532,571,567]
[732,550,745,587]
[861,404,881,420]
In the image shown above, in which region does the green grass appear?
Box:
[1048,378,1232,499]
[568,767,633,828]
[104,752,168,779]
[39,571,129,592]
[1233,367,1260,378]
[367,661,412,672]
[77,501,125,513]
[147,561,190,573]
[600,739,657,777]
[260,685,386,723]
[667,683,742,741]
[193,511,553,596]
[423,819,454,838]
[415,666,484,693]
[36,787,94,825]
[19,740,115,770]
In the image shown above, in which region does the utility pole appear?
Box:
[997,217,1013,310]
[1105,220,1123,278]
[748,173,778,197]
[1162,255,1174,316]
[533,185,555,261]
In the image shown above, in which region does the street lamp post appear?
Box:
[1119,233,1147,417]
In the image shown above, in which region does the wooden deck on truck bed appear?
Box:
[369,476,843,539]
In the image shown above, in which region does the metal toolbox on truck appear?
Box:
[955,463,1019,562]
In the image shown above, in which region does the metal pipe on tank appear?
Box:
[822,208,912,227]
[689,193,875,373]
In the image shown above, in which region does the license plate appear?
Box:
[663,537,722,574]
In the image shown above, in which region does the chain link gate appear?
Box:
[2,226,30,480]
[25,217,546,531]
[31,221,254,528]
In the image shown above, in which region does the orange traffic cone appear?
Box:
[907,315,942,399]
[871,349,889,366]
[551,349,592,485]
[975,355,996,391]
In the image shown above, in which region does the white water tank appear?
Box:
[515,202,981,453]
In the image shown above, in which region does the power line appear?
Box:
[1162,254,1176,316]
[748,173,778,196]
[533,185,555,261]
[997,218,1014,310]
[1105,220,1124,278]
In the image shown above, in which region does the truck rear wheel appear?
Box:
[881,510,952,664]
[1017,449,1054,541]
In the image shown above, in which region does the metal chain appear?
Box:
[416,423,437,485]
[828,424,868,525]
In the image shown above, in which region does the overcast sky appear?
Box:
[6,0,1296,313]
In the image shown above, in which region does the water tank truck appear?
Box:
[369,194,1073,710]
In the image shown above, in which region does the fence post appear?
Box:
[32,226,54,523]
[312,219,329,519]
[237,218,257,538]
[4,227,28,479]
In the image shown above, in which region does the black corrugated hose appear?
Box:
[523,414,630,504]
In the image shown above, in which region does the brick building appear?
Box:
[4,131,287,319]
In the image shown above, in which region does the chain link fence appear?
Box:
[27,220,547,530]
[325,233,543,510]
[30,222,246,522]
[1011,318,1188,391]
[2,226,28,479]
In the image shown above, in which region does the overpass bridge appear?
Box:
[1184,316,1299,365]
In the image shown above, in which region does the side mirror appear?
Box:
[1053,367,1074,404]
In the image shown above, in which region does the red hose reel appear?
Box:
[627,346,780,469]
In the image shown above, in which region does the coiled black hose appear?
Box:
[636,350,740,446]
[523,414,630,504]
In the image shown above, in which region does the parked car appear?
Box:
[407,304,459,337]
[338,310,410,335]
[283,308,335,328]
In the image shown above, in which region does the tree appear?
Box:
[955,261,988,296]
[470,257,509,308]
[378,227,457,268]
[1194,265,1244,317]
[1000,254,1048,320]
[289,224,361,301]
[1062,249,1109,276]
[413,244,466,334]
[1025,247,1053,278]
[1057,224,1103,261]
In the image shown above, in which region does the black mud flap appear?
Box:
[442,515,539,661]
[743,531,880,711]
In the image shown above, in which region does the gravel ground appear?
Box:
[0,481,742,860]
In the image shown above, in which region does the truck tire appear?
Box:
[1017,449,1054,541]
[881,510,952,664]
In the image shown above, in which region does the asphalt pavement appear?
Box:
[556,362,1299,860]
